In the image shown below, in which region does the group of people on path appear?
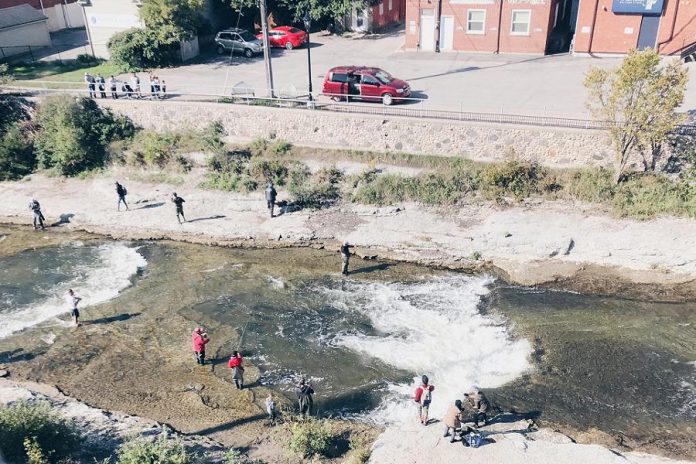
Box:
[84,72,167,100]
[415,375,491,446]
[191,327,314,423]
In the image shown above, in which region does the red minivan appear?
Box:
[322,66,411,106]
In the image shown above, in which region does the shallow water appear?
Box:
[1,226,695,449]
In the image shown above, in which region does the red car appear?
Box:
[256,26,307,50]
[322,66,411,106]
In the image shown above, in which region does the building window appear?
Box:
[466,10,486,34]
[388,0,393,10]
[379,2,384,15]
[511,10,531,35]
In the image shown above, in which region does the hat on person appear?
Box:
[455,399,462,408]
[194,327,203,334]
[421,375,429,385]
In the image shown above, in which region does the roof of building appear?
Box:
[0,4,48,30]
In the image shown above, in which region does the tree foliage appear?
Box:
[107,28,180,71]
[224,0,374,24]
[34,95,136,176]
[139,0,205,41]
[0,122,36,180]
[584,48,688,181]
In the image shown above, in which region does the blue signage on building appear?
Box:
[612,0,664,14]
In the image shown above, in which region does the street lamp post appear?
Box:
[303,12,313,105]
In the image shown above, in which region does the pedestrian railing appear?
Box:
[6,82,696,135]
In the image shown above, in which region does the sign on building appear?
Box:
[612,0,664,14]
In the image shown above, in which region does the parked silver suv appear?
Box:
[215,28,263,58]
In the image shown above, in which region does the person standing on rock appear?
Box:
[171,192,186,224]
[265,393,277,425]
[228,350,245,389]
[265,182,277,218]
[465,389,490,427]
[443,399,464,442]
[192,327,209,365]
[66,289,82,327]
[115,182,129,211]
[296,378,314,418]
[414,375,434,426]
[340,242,353,276]
[29,198,45,230]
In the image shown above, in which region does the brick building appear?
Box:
[347,0,407,33]
[405,0,696,55]
[0,0,84,31]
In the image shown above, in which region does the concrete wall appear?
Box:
[0,21,51,57]
[82,0,143,58]
[97,100,616,168]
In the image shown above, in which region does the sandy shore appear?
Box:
[2,171,696,293]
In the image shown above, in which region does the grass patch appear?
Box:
[9,59,124,89]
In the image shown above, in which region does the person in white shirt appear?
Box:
[66,289,82,327]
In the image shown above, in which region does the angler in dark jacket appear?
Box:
[465,389,490,427]
[265,182,277,218]
[340,242,353,275]
[116,182,129,211]
[171,192,186,224]
[296,379,315,418]
[29,198,45,230]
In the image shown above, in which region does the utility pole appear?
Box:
[435,0,443,53]
[258,0,275,98]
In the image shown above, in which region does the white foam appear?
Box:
[322,275,531,424]
[0,244,147,339]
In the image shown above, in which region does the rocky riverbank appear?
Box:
[2,171,696,297]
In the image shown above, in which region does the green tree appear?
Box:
[0,63,12,85]
[139,0,205,40]
[34,95,135,176]
[584,48,688,182]
[225,0,375,24]
[108,28,180,71]
[0,122,35,180]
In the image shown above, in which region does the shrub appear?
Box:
[115,429,191,464]
[271,139,292,155]
[0,400,80,463]
[35,95,135,176]
[201,121,226,154]
[24,437,48,464]
[107,28,180,71]
[612,174,696,219]
[75,54,101,66]
[249,137,268,154]
[288,166,344,208]
[128,131,179,167]
[347,434,372,464]
[249,158,290,186]
[481,160,546,200]
[287,419,333,459]
[0,122,35,180]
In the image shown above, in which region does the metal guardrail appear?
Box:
[7,83,696,135]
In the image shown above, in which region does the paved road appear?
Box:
[145,30,696,118]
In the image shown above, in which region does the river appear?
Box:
[1,225,694,457]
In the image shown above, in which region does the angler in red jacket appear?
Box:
[228,350,245,389]
[414,374,435,425]
[192,327,210,365]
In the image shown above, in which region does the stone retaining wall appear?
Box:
[99,100,615,168]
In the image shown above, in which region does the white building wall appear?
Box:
[0,21,51,58]
[82,0,144,57]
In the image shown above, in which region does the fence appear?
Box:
[0,44,95,64]
[8,83,696,135]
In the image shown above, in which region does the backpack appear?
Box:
[467,432,482,448]
[420,387,432,406]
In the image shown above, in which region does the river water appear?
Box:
[1,226,695,452]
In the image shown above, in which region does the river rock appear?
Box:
[0,370,9,378]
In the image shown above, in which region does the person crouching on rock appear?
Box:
[228,350,244,389]
[414,375,434,425]
[465,388,490,427]
[192,327,209,365]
